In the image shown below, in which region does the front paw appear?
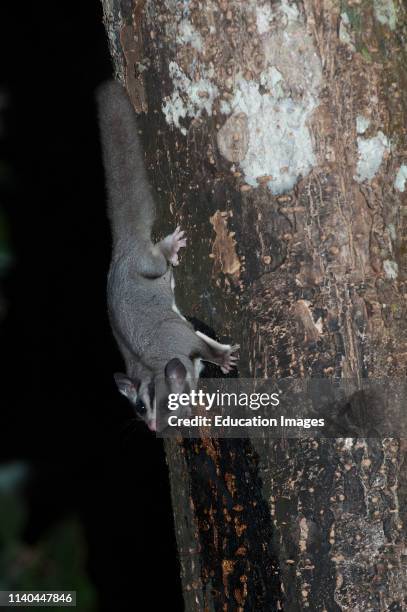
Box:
[166,226,187,266]
[220,344,240,374]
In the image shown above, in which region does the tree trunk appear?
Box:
[101,1,407,609]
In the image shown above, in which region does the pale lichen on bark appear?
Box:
[145,0,323,195]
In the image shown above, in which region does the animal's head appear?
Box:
[114,373,157,431]
[114,358,194,432]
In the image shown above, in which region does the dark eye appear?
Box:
[134,400,147,416]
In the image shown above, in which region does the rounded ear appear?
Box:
[113,373,139,402]
[165,358,187,390]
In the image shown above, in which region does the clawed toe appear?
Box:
[171,227,186,249]
[172,226,185,240]
[220,346,239,374]
[165,226,187,265]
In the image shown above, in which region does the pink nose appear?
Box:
[148,419,156,432]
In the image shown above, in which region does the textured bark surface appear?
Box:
[101,1,407,609]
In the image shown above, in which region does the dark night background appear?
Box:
[0,2,183,610]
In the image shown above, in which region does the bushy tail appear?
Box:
[96,80,155,246]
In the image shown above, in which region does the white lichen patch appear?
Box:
[394,164,407,192]
[157,0,322,194]
[260,66,284,97]
[279,0,300,23]
[220,99,232,115]
[256,4,273,35]
[228,78,317,194]
[388,223,396,242]
[355,131,390,183]
[383,259,399,279]
[261,14,322,100]
[176,19,203,51]
[256,0,299,34]
[234,2,321,193]
[339,12,356,51]
[373,0,397,30]
[162,62,219,135]
[356,115,370,135]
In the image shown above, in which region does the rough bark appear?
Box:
[101,1,407,610]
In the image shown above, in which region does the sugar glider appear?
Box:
[97,80,239,431]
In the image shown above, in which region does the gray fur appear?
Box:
[97,80,239,430]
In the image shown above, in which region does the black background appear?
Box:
[0,2,183,609]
